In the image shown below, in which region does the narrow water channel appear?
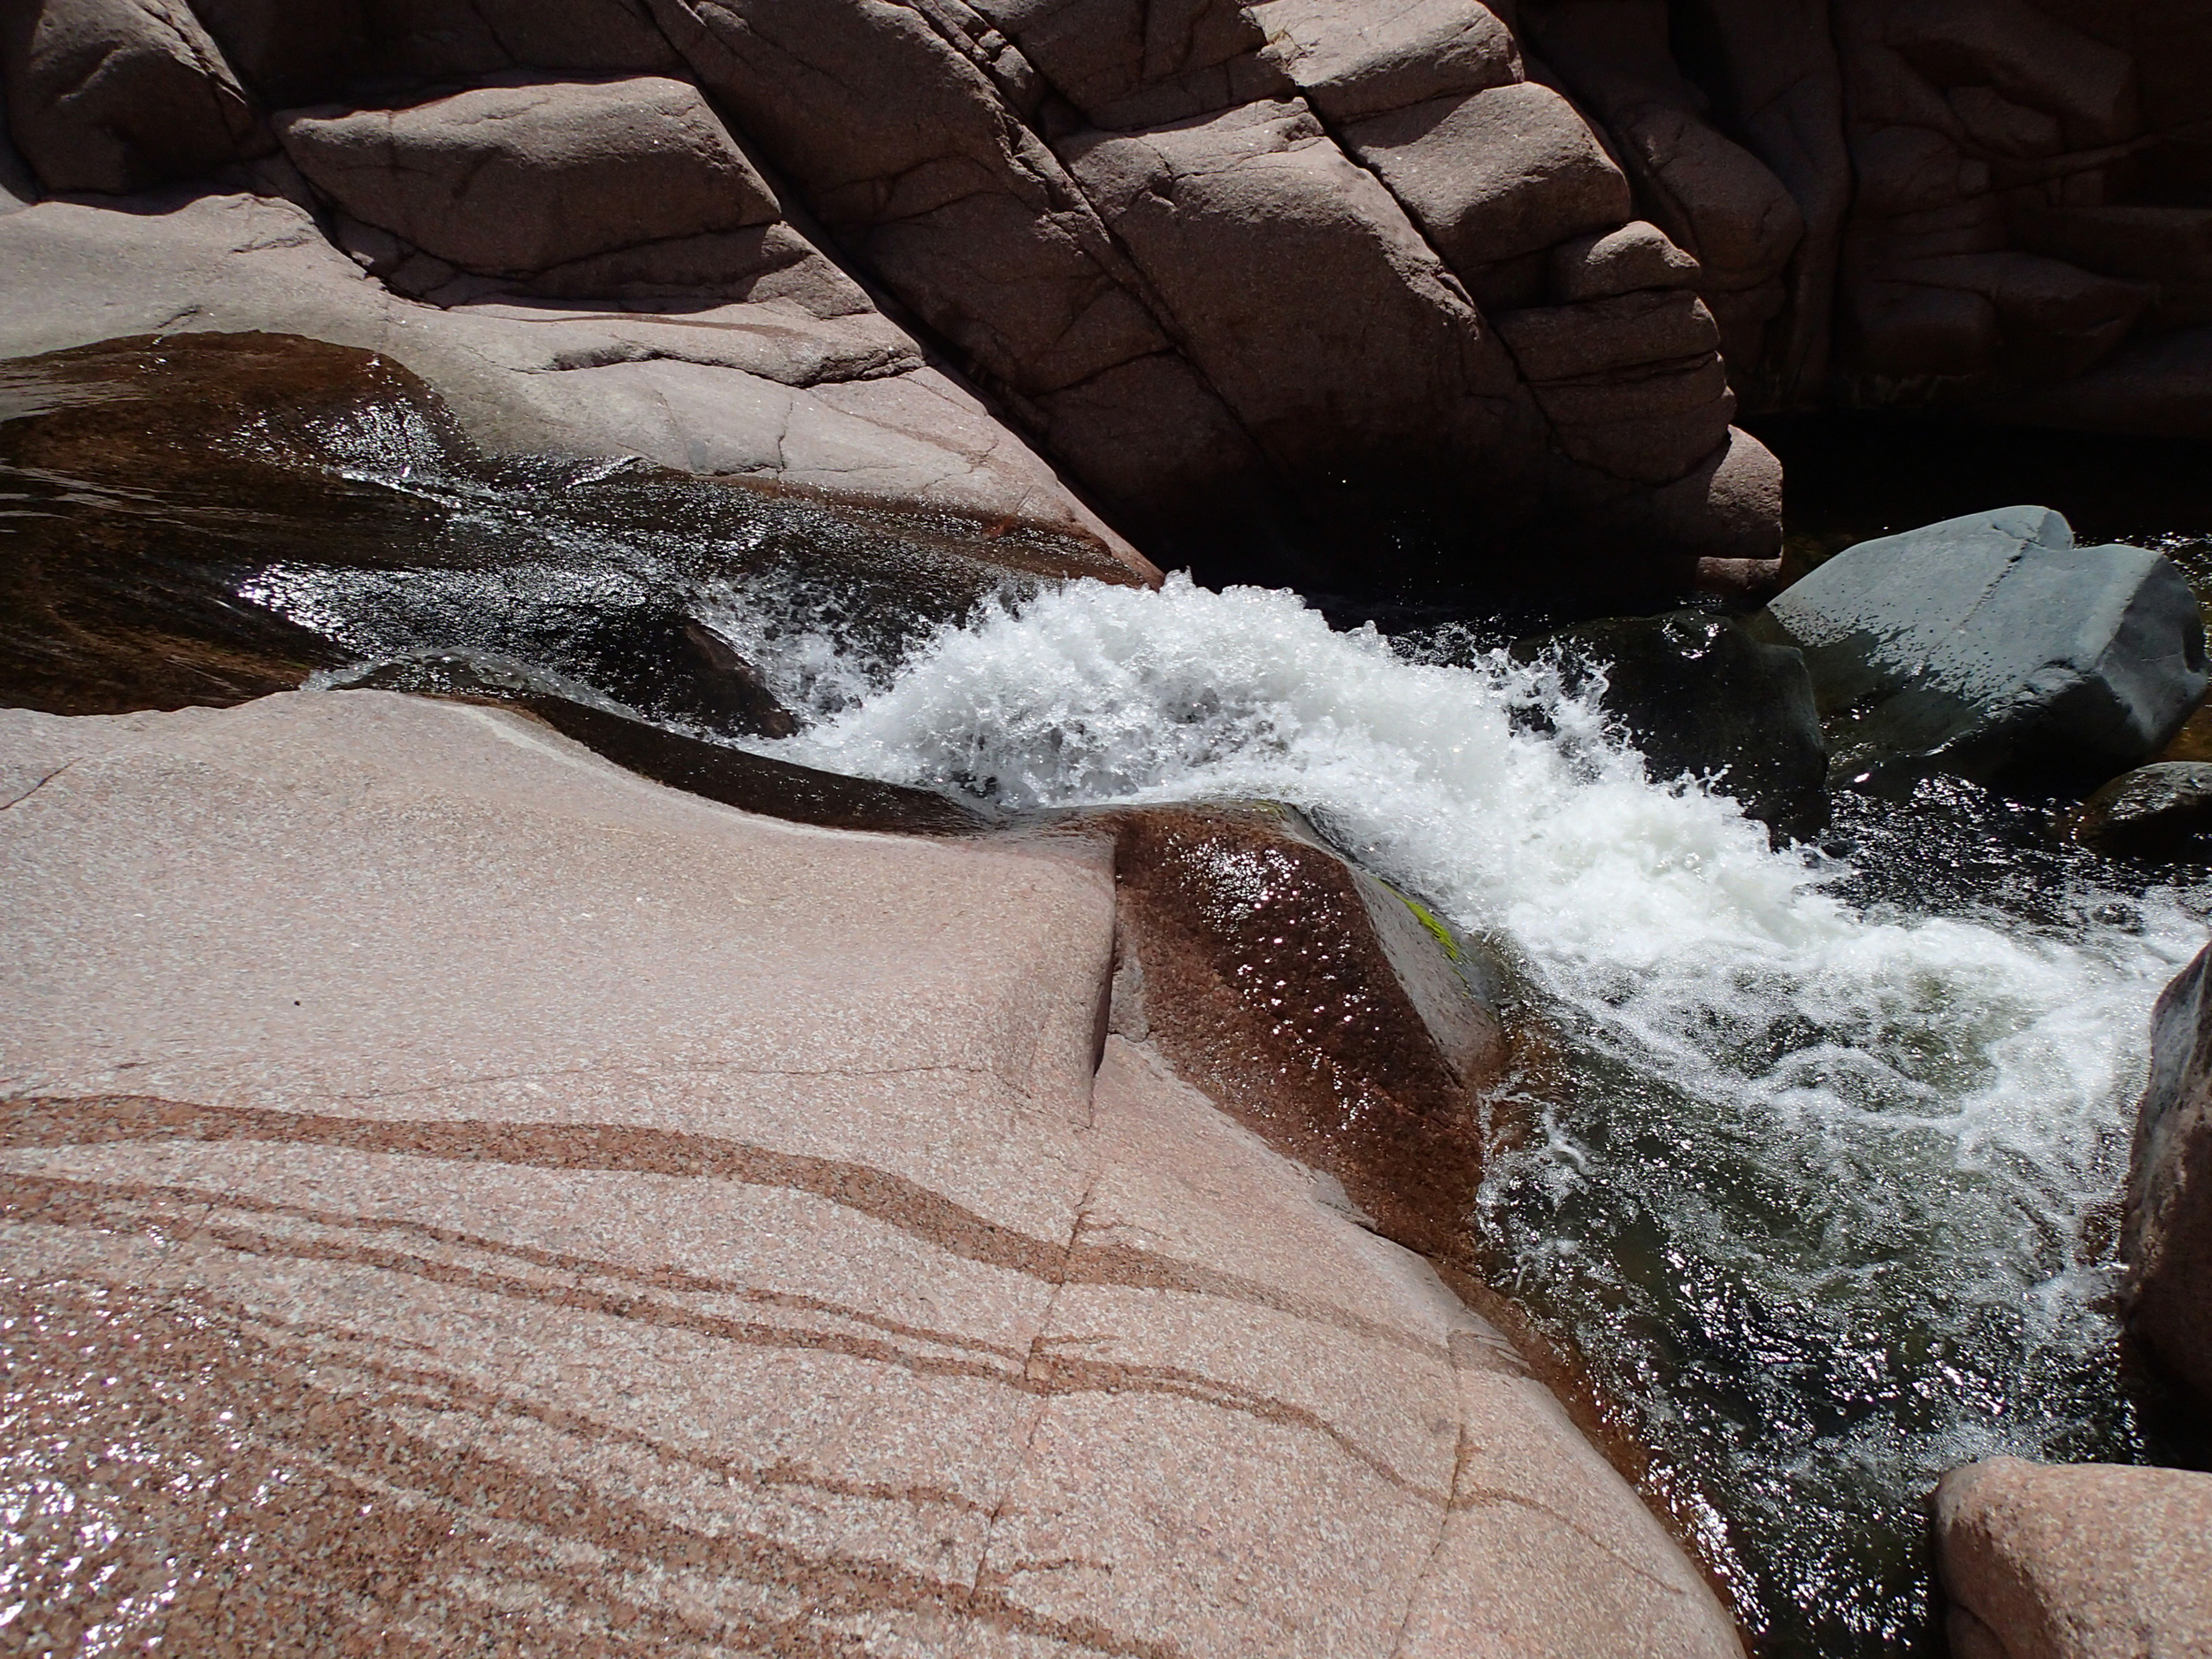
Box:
[5,335,2208,1656]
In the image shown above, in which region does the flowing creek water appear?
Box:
[5,336,2210,1656]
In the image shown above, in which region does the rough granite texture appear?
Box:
[1935,1458,2212,1659]
[0,689,1745,1658]
[0,188,1150,568]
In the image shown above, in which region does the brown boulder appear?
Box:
[1341,80,1632,274]
[642,0,1171,396]
[1494,288,1734,481]
[0,688,1746,1659]
[2121,939,2212,1406]
[1252,0,1521,124]
[1060,96,1535,480]
[965,0,1289,128]
[1934,1458,2212,1659]
[1096,803,1509,1257]
[0,0,265,193]
[1550,219,1701,303]
[192,0,686,104]
[1524,0,1804,370]
[274,76,777,280]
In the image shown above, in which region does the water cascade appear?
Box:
[721,573,2209,1655]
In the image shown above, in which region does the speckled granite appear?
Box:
[0,690,1740,1657]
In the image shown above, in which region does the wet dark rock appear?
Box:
[1516,610,1828,837]
[0,331,1128,726]
[2068,762,2212,861]
[1755,506,2208,795]
[1088,800,1517,1261]
[2122,939,2212,1412]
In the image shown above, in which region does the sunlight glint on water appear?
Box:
[724,572,2208,1652]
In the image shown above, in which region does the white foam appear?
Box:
[762,572,2207,1614]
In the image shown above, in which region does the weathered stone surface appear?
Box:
[1342,80,1631,273]
[644,0,1173,396]
[2123,939,2212,1408]
[190,0,686,105]
[2070,762,2212,860]
[1759,505,2208,792]
[1252,0,1521,124]
[967,0,1288,128]
[0,0,265,193]
[0,688,1745,1659]
[275,77,777,280]
[0,191,1148,562]
[1551,219,1701,303]
[1516,611,1828,834]
[1934,1458,2212,1659]
[1525,0,1804,370]
[1495,288,1734,481]
[1062,97,1533,477]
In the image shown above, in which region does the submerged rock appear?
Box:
[1516,610,1828,837]
[2122,940,2212,1410]
[1755,506,2208,795]
[2068,762,2212,860]
[1934,1457,2212,1659]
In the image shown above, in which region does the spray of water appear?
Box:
[722,572,2207,1653]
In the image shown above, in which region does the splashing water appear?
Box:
[733,572,2208,1655]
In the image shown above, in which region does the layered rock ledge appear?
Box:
[0,689,1742,1657]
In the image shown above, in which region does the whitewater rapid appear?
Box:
[712,571,2207,1648]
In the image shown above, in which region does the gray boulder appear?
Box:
[1,0,266,193]
[2122,939,2212,1409]
[2070,762,2212,861]
[1934,1458,2212,1659]
[275,76,779,280]
[1757,506,2208,793]
[1515,610,1827,835]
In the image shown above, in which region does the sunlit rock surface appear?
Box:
[1758,506,2208,794]
[1934,1458,2212,1659]
[0,689,1742,1658]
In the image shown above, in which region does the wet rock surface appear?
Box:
[1757,506,2208,795]
[0,687,1746,1659]
[0,330,1141,726]
[1090,801,1516,1261]
[1515,610,1829,837]
[2070,761,2212,860]
[2123,939,2212,1411]
[1933,1458,2212,1659]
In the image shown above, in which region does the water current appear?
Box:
[718,572,2212,1656]
[7,338,2209,1655]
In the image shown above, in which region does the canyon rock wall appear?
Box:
[3,0,2207,588]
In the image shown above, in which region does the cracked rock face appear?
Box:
[0,689,1746,1659]
[275,75,780,279]
[4,0,2208,588]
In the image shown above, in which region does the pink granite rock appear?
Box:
[1935,1458,2212,1659]
[0,689,1745,1658]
